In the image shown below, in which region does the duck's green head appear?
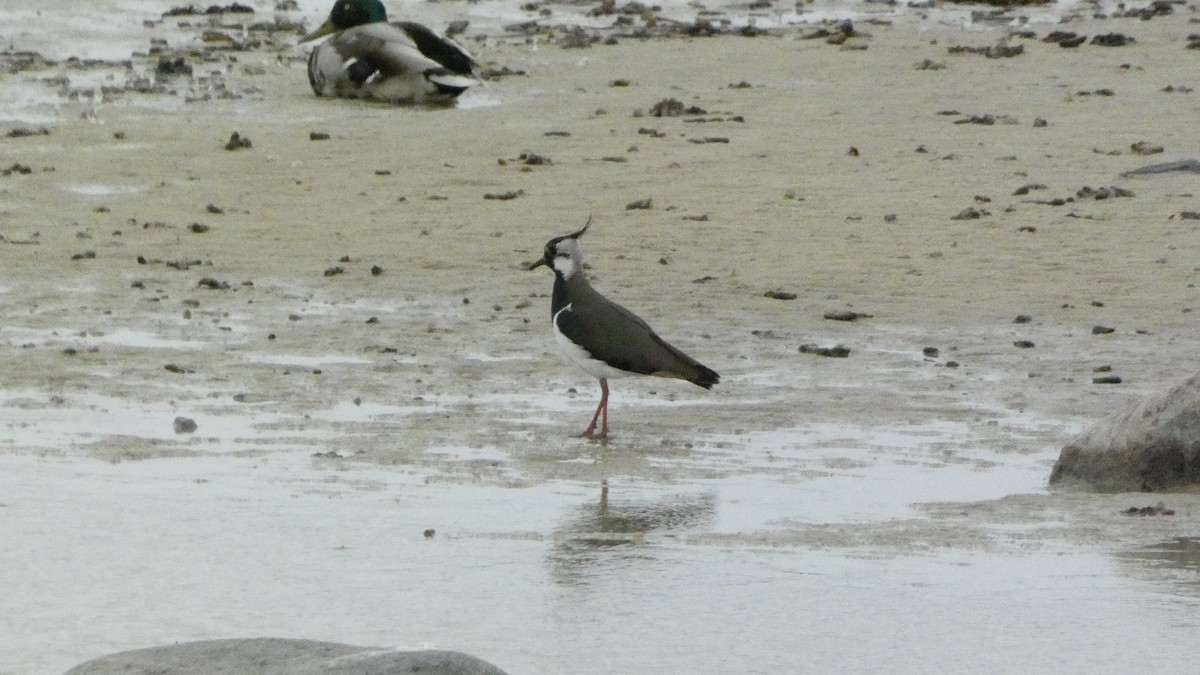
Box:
[300,0,388,42]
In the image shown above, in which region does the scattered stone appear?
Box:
[188,223,210,233]
[1051,369,1200,491]
[1014,340,1035,348]
[6,126,51,138]
[1130,141,1164,155]
[1076,185,1133,199]
[371,265,384,276]
[923,347,940,358]
[951,206,987,220]
[799,343,850,358]
[484,189,524,200]
[800,20,865,45]
[947,40,1023,58]
[206,203,224,214]
[172,416,198,434]
[649,98,685,117]
[323,266,345,277]
[763,290,797,300]
[423,528,436,538]
[557,26,599,48]
[824,310,872,321]
[1091,33,1134,47]
[224,131,251,150]
[197,277,230,290]
[625,197,652,210]
[1044,31,1086,48]
[164,364,194,374]
[309,131,330,141]
[155,57,192,78]
[955,114,995,125]
[163,3,254,16]
[1124,0,1173,20]
[1123,502,1175,516]
[70,250,96,260]
[1012,183,1047,195]
[1093,375,1123,384]
[1092,325,1116,335]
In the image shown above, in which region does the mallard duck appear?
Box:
[300,0,480,104]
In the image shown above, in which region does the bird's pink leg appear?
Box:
[598,379,609,438]
[581,379,609,439]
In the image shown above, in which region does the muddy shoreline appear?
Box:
[4,3,1200,673]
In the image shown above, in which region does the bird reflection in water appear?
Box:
[548,481,718,585]
[1117,536,1200,578]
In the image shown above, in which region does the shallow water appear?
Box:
[3,447,1199,674]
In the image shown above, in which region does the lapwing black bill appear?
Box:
[527,220,719,439]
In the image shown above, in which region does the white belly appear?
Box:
[552,304,628,381]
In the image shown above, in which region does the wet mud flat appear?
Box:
[4,2,1200,673]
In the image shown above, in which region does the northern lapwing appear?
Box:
[527,220,719,439]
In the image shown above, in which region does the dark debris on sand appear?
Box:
[800,344,851,358]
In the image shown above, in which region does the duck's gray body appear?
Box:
[305,20,478,104]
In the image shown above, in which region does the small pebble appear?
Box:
[224,131,251,150]
[799,344,850,358]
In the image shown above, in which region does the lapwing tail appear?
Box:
[691,364,720,390]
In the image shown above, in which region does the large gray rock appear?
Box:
[1051,371,1200,491]
[63,638,509,675]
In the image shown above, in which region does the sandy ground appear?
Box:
[4,2,1200,673]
